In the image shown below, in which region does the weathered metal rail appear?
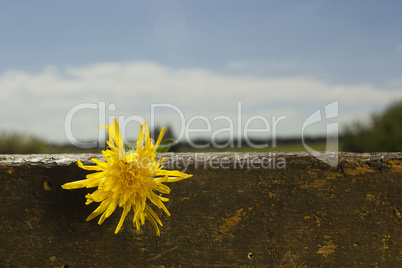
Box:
[0,152,401,267]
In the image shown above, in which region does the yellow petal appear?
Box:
[136,123,144,154]
[86,199,111,221]
[154,127,165,150]
[62,180,91,189]
[108,118,125,159]
[104,198,118,218]
[90,189,109,202]
[154,170,193,182]
[90,158,109,170]
[114,202,131,234]
[144,122,152,149]
[148,191,171,216]
[154,183,170,194]
[145,204,163,226]
[77,160,103,171]
[145,206,161,236]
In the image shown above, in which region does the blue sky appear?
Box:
[1,0,402,144]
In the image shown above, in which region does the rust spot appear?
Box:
[304,213,321,227]
[307,167,322,172]
[366,193,376,201]
[343,166,376,176]
[393,207,401,218]
[317,241,337,257]
[382,233,390,250]
[388,159,402,165]
[388,160,402,173]
[43,180,53,191]
[219,208,249,233]
[0,166,14,174]
[300,179,327,190]
[325,172,340,180]
[306,170,318,179]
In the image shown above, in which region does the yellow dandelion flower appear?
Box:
[62,118,192,235]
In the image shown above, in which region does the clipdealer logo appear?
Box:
[302,101,339,167]
[64,101,339,167]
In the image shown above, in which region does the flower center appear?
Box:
[118,164,145,194]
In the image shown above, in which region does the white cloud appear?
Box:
[0,61,401,143]
[227,59,313,72]
[389,77,402,87]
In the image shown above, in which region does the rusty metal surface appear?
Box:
[1,152,401,170]
[0,152,401,267]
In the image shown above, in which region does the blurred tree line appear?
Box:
[1,101,401,154]
[341,100,402,152]
[0,132,47,154]
[0,131,99,154]
[0,125,178,154]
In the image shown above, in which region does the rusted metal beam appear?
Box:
[0,153,401,267]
